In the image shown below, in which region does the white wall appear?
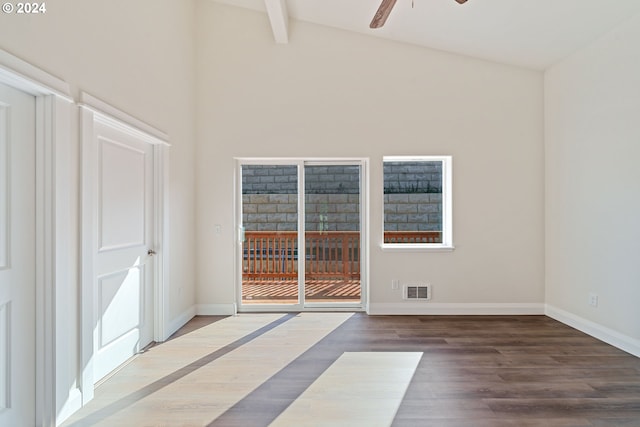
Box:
[0,0,197,420]
[196,3,545,314]
[545,14,640,354]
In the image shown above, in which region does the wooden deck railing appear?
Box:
[243,230,442,282]
[383,231,441,244]
[243,231,360,281]
[306,231,360,280]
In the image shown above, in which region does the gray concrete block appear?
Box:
[386,214,408,223]
[243,203,258,213]
[397,204,418,214]
[387,194,409,203]
[258,204,278,213]
[337,203,358,213]
[277,223,297,231]
[428,213,442,222]
[409,194,431,203]
[307,194,329,204]
[345,213,360,224]
[397,223,417,232]
[418,203,440,213]
[408,214,428,224]
[270,194,289,204]
[328,194,349,204]
[277,203,297,213]
[267,213,288,223]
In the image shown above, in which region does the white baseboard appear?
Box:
[367,302,545,315]
[56,387,82,426]
[196,303,237,316]
[545,304,640,358]
[165,305,197,341]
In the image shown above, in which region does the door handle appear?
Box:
[147,249,157,256]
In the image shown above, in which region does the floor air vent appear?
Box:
[404,284,431,300]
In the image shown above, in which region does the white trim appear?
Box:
[297,162,305,307]
[45,93,75,427]
[34,95,55,427]
[0,302,8,410]
[56,388,82,426]
[302,306,365,313]
[234,161,243,310]
[79,107,96,405]
[381,155,453,250]
[380,244,455,252]
[234,158,369,312]
[154,145,171,341]
[237,157,367,164]
[0,50,72,101]
[0,106,8,271]
[0,49,72,427]
[196,304,238,316]
[78,93,169,146]
[545,304,640,358]
[360,158,370,313]
[166,305,196,339]
[367,302,545,315]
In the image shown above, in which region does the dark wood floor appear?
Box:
[181,314,640,427]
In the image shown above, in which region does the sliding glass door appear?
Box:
[240,164,299,305]
[237,159,365,311]
[304,164,361,305]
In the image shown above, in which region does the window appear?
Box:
[382,156,453,250]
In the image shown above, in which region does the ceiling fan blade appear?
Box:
[370,0,398,29]
[454,0,468,3]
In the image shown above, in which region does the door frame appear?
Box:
[79,93,170,402]
[0,50,73,427]
[235,157,369,313]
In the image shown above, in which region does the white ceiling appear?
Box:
[211,0,640,70]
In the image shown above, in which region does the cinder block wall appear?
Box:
[241,164,442,231]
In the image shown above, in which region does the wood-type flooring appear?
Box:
[62,313,640,426]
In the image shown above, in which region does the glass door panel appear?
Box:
[304,164,361,304]
[241,164,299,305]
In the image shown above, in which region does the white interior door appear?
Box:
[92,120,155,382]
[0,83,36,425]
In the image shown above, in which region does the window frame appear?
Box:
[381,155,454,252]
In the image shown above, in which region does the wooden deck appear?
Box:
[241,230,440,305]
[242,279,360,304]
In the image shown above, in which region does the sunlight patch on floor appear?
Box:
[62,312,354,426]
[270,352,422,427]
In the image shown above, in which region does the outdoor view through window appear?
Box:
[240,163,362,306]
[383,156,452,247]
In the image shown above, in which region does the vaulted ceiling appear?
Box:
[211,0,640,70]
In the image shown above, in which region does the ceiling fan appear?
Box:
[370,0,468,29]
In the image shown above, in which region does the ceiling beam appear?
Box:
[264,0,289,44]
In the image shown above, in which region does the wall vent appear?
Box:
[404,284,431,300]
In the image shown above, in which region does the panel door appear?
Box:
[0,83,36,425]
[92,121,155,382]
